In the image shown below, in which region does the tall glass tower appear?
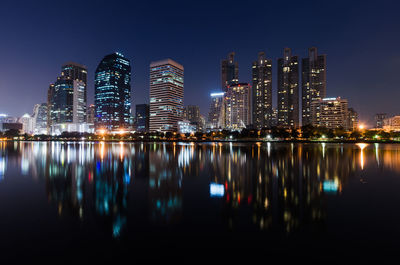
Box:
[277,48,299,128]
[94,52,132,131]
[302,47,327,126]
[252,52,272,129]
[47,62,87,129]
[221,52,238,91]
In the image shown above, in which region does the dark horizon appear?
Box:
[1,0,399,126]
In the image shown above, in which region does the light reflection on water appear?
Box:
[1,141,400,260]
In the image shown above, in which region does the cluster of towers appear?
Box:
[210,47,327,130]
[46,52,185,134]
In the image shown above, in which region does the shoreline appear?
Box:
[1,139,400,144]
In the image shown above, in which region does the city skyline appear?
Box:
[1,0,399,127]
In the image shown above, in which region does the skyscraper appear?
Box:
[32,103,47,135]
[208,92,225,130]
[149,59,184,132]
[87,104,95,124]
[95,52,132,131]
[47,62,88,133]
[302,47,327,126]
[184,105,203,132]
[277,48,299,128]
[252,52,272,129]
[221,52,238,91]
[225,83,251,130]
[135,104,149,133]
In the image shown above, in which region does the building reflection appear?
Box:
[208,143,357,234]
[2,141,400,238]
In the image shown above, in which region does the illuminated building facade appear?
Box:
[347,108,359,131]
[277,48,299,128]
[95,52,132,131]
[302,47,327,126]
[184,105,203,132]
[310,97,349,129]
[225,83,251,130]
[135,104,149,132]
[149,59,184,132]
[208,92,225,130]
[32,103,47,135]
[252,52,272,129]
[383,116,400,131]
[47,62,88,134]
[221,52,239,91]
[87,104,95,124]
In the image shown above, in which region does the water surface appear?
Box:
[0,141,399,263]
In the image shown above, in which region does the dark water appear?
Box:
[0,141,399,263]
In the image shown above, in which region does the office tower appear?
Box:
[208,92,225,130]
[183,105,203,131]
[135,104,149,132]
[32,103,47,135]
[302,47,327,126]
[47,83,55,133]
[277,48,299,128]
[62,62,88,123]
[375,113,387,129]
[87,104,95,124]
[184,105,200,122]
[221,52,238,91]
[225,83,251,130]
[149,59,184,132]
[252,52,272,129]
[347,108,359,131]
[310,97,348,129]
[47,62,88,133]
[95,52,132,131]
[18,113,34,134]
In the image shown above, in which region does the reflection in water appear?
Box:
[1,141,400,238]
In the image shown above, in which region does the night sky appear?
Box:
[1,0,399,126]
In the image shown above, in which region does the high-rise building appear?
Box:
[47,62,88,134]
[183,105,204,131]
[32,103,47,135]
[87,104,95,124]
[277,48,299,128]
[149,59,184,132]
[95,52,132,131]
[135,104,149,133]
[225,83,251,130]
[208,92,225,130]
[184,105,200,122]
[347,108,359,131]
[221,52,238,91]
[375,113,387,129]
[252,52,272,129]
[310,97,348,129]
[18,113,34,135]
[302,47,327,126]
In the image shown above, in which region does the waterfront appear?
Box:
[0,141,400,262]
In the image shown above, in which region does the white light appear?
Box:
[210,183,224,197]
[210,92,225,97]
